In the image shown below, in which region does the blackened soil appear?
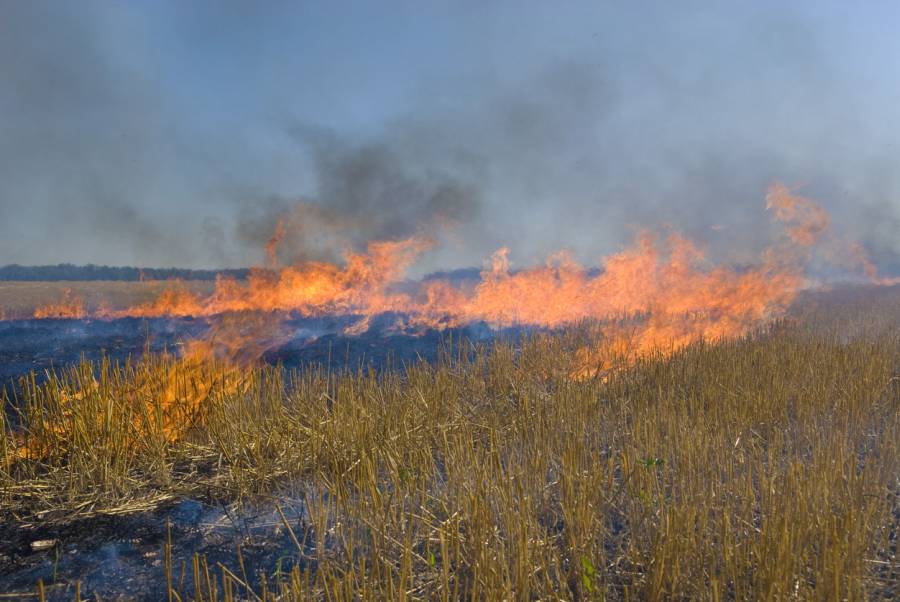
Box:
[0,314,521,387]
[0,497,312,600]
[0,317,208,384]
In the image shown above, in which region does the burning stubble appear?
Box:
[25,183,900,377]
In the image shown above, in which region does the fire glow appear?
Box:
[25,184,898,374]
[8,183,898,460]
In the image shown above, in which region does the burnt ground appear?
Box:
[0,496,313,600]
[2,286,899,596]
[0,317,207,384]
[0,314,516,387]
[0,314,524,597]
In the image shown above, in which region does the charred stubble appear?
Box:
[1,302,899,599]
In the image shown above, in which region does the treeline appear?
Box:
[0,264,250,282]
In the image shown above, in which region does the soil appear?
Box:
[0,496,311,600]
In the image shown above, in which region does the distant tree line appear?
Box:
[0,264,250,281]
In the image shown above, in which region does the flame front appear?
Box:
[18,184,900,376]
[33,288,86,319]
[7,183,899,466]
[117,237,432,321]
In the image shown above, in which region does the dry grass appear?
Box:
[0,280,213,319]
[2,297,900,599]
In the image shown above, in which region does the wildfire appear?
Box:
[115,237,432,322]
[11,183,899,376]
[6,183,899,465]
[765,183,830,246]
[266,217,287,267]
[33,288,86,319]
[7,347,247,466]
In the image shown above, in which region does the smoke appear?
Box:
[234,128,485,266]
[0,3,183,266]
[231,60,616,272]
[0,2,899,275]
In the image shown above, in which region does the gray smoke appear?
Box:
[0,2,898,275]
[234,128,485,266]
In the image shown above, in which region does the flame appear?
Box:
[765,183,830,246]
[81,186,900,348]
[266,217,287,267]
[33,288,86,319]
[7,344,247,466]
[568,184,831,377]
[7,183,900,466]
[764,183,899,286]
[97,278,206,319]
[11,183,900,378]
[115,237,433,323]
[847,242,900,286]
[109,183,819,376]
[109,220,803,337]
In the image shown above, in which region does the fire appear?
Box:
[7,345,247,466]
[11,183,899,377]
[33,288,86,319]
[6,183,899,465]
[765,183,830,246]
[409,230,799,332]
[765,183,900,287]
[266,217,287,267]
[848,243,900,286]
[110,212,810,336]
[116,237,432,322]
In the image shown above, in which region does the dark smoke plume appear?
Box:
[1,3,898,275]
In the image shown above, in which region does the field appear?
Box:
[9,1,900,599]
[0,281,214,320]
[0,280,215,320]
[1,286,898,599]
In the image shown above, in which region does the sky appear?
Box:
[1,1,899,274]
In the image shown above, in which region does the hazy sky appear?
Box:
[2,1,899,273]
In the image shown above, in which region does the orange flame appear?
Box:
[115,237,433,323]
[765,183,830,246]
[6,351,247,466]
[107,184,816,374]
[8,183,900,467]
[266,217,287,267]
[15,183,900,376]
[847,242,900,286]
[33,288,86,319]
[109,222,803,338]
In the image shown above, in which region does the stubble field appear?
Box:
[0,285,898,599]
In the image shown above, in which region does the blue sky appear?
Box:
[1,1,899,272]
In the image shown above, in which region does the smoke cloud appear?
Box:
[0,2,898,275]
[234,127,485,266]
